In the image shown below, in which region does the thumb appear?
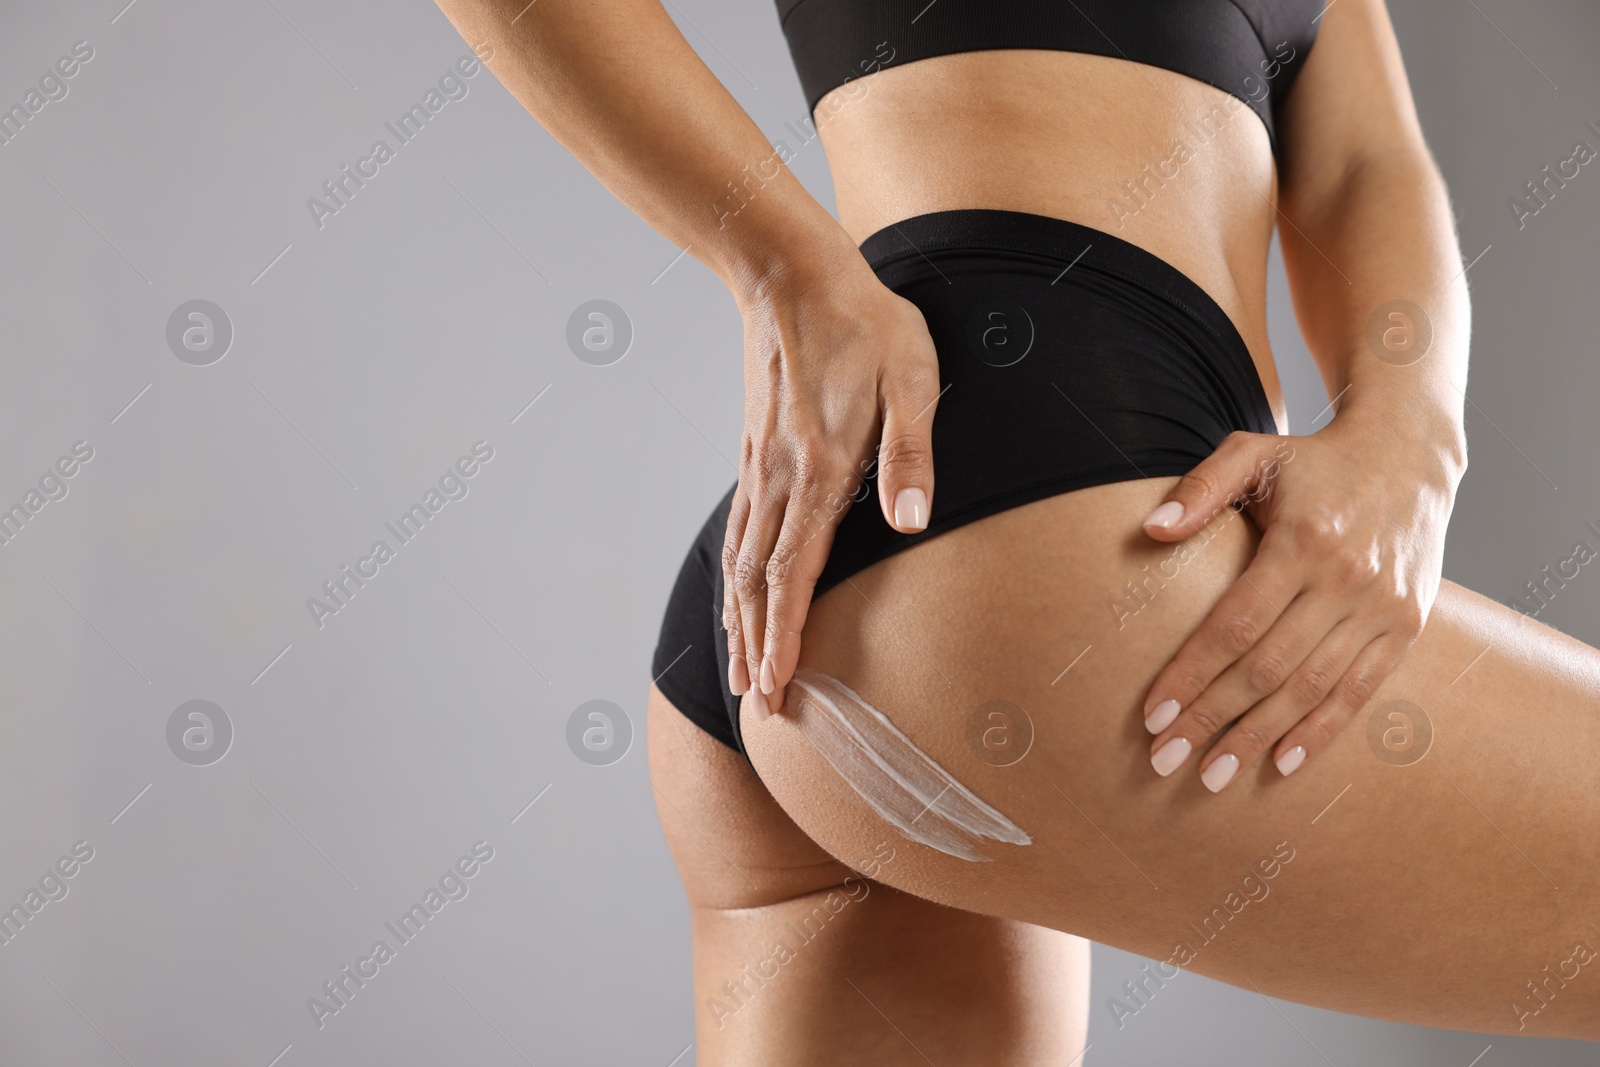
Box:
[1141,431,1277,541]
[876,370,940,534]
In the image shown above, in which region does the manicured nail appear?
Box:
[1201,753,1240,793]
[1151,737,1191,777]
[1145,699,1180,734]
[729,656,749,696]
[1143,501,1184,530]
[1276,745,1307,777]
[759,654,776,695]
[894,488,928,531]
[747,686,770,721]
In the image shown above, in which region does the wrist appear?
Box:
[1331,391,1468,490]
[712,202,868,310]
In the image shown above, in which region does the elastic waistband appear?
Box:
[857,208,1251,363]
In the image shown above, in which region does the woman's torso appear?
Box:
[811,49,1294,430]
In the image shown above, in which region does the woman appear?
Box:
[437,0,1600,1059]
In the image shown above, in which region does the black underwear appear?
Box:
[651,208,1278,759]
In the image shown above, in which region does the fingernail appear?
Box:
[1276,745,1307,777]
[1151,737,1191,777]
[1145,699,1180,734]
[1143,501,1184,530]
[729,656,749,696]
[894,488,928,531]
[747,686,770,721]
[759,654,775,695]
[1201,753,1240,793]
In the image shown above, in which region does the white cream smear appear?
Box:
[788,668,1031,862]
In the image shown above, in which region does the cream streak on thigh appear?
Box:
[788,668,1031,862]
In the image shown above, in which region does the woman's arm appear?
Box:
[434,0,850,290]
[434,0,943,713]
[1276,0,1471,449]
[1135,0,1470,789]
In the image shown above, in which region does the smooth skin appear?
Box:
[432,0,1598,1058]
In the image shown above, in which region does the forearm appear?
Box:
[434,0,859,298]
[1280,151,1470,484]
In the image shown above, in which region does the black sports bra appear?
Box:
[774,0,1323,154]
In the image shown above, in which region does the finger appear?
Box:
[1142,432,1286,541]
[1192,618,1368,792]
[1273,631,1409,775]
[736,482,789,721]
[721,487,752,696]
[1142,531,1302,732]
[875,361,941,534]
[761,466,849,713]
[1151,590,1335,771]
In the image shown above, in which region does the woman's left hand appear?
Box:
[1136,411,1463,792]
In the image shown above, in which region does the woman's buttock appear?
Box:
[648,206,1281,763]
[646,204,1600,1037]
[750,475,1273,914]
[742,474,1600,1039]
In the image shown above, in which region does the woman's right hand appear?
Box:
[433,0,940,721]
[724,249,943,719]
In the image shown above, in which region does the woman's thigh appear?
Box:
[741,477,1600,1040]
[647,686,1091,1065]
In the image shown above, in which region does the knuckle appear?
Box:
[1226,720,1275,757]
[757,447,788,486]
[1183,704,1231,739]
[877,433,932,478]
[1219,613,1260,657]
[787,444,822,488]
[889,349,939,388]
[1176,468,1220,503]
[1295,506,1346,549]
[1301,715,1339,749]
[1290,659,1339,705]
[764,551,789,587]
[1244,648,1291,694]
[741,444,783,491]
[1167,664,1211,700]
[1336,666,1379,710]
[1331,548,1380,584]
[732,556,766,599]
[766,548,806,591]
[739,461,766,497]
[1221,429,1256,451]
[1360,554,1384,583]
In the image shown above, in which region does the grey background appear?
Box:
[0,0,1595,1063]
